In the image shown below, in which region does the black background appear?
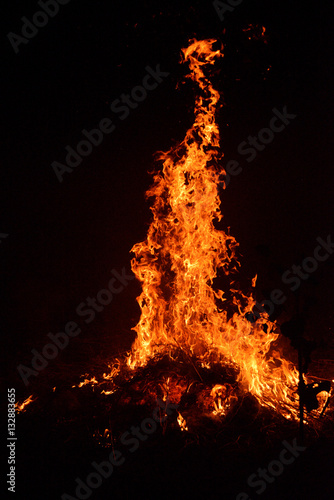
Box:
[2,0,334,499]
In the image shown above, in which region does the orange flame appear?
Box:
[72,376,98,388]
[125,39,299,418]
[16,394,36,413]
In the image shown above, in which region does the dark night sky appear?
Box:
[2,0,334,392]
[1,2,334,500]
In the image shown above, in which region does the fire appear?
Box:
[72,376,98,388]
[126,39,300,418]
[16,394,36,413]
[177,413,188,432]
[211,384,238,416]
[14,40,331,432]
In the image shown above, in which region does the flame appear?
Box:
[72,376,98,388]
[126,39,299,418]
[16,394,36,413]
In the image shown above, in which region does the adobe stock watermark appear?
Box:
[213,0,243,22]
[224,106,297,187]
[17,268,134,386]
[7,0,71,54]
[61,398,179,500]
[51,64,170,182]
[250,234,334,321]
[0,233,9,245]
[236,438,306,499]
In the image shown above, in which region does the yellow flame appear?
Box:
[101,389,115,396]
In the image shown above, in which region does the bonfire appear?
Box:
[18,39,332,441]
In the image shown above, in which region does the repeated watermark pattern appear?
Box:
[61,398,179,500]
[51,64,170,182]
[17,268,134,386]
[236,438,306,499]
[7,0,72,54]
[7,388,17,494]
[251,234,334,321]
[213,0,244,22]
[224,106,297,187]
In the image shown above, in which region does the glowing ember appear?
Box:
[177,413,188,431]
[126,38,301,419]
[101,389,115,396]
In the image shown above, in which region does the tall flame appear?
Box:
[127,39,299,417]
